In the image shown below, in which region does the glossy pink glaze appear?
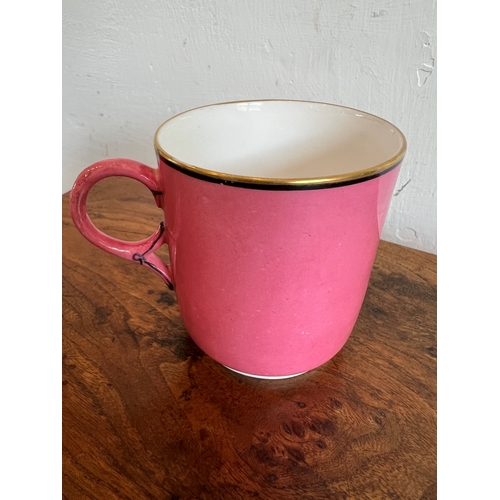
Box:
[158,160,400,377]
[70,156,400,378]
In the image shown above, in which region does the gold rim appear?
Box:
[153,99,407,187]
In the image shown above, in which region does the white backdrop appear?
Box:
[63,0,436,254]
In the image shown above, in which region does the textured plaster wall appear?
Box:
[63,0,436,253]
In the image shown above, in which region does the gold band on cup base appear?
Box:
[223,365,308,379]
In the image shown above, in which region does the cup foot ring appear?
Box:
[222,365,307,380]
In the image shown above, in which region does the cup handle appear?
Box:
[69,158,174,290]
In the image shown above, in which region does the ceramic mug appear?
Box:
[70,100,406,379]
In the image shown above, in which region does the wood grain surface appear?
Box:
[62,177,437,500]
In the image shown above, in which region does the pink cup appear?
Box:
[70,100,406,379]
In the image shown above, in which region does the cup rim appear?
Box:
[154,99,407,189]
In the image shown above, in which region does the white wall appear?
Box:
[63,0,436,254]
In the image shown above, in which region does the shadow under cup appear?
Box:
[70,100,407,379]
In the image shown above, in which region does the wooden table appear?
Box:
[63,177,436,500]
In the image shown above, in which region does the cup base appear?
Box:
[223,365,307,380]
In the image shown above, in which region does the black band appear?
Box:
[159,158,400,191]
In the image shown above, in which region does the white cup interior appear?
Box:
[155,101,405,180]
